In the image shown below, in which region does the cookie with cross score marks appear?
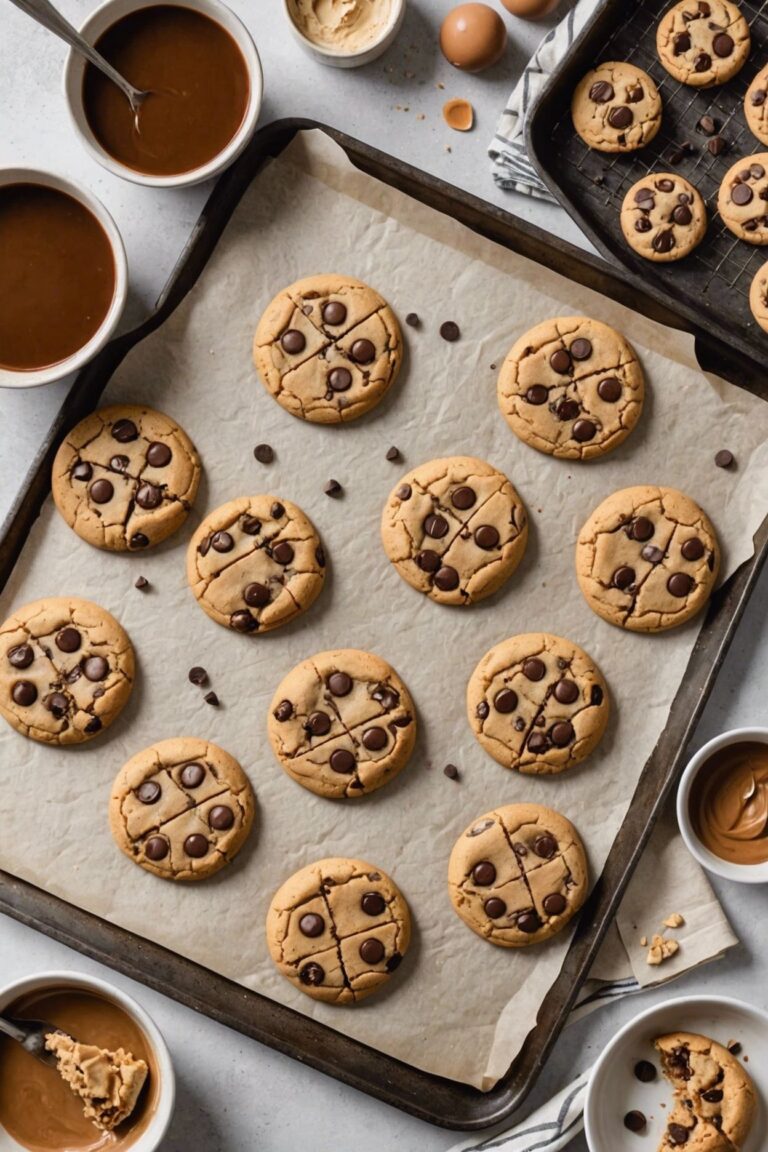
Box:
[0,597,134,745]
[576,485,720,633]
[498,317,645,459]
[109,738,255,881]
[266,858,411,1004]
[268,649,416,799]
[718,155,768,244]
[381,456,528,605]
[448,804,588,947]
[656,0,750,88]
[571,62,662,153]
[467,633,609,775]
[253,275,402,424]
[655,1032,757,1151]
[186,496,326,634]
[52,405,201,552]
[621,174,707,262]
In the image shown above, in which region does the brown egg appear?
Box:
[439,4,507,73]
[500,0,560,18]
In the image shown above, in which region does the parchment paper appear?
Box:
[2,130,768,1090]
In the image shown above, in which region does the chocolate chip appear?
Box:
[733,183,753,206]
[281,329,305,354]
[597,377,621,402]
[728,1041,742,1055]
[405,312,419,327]
[694,51,711,72]
[144,835,168,861]
[136,482,162,510]
[424,513,449,538]
[472,861,496,886]
[667,1124,690,1146]
[147,441,172,468]
[137,781,161,804]
[434,566,459,591]
[322,300,347,325]
[476,701,490,720]
[556,399,581,422]
[591,685,604,707]
[8,644,33,669]
[653,230,676,254]
[83,656,108,681]
[573,419,596,442]
[299,912,325,937]
[702,1089,723,1103]
[534,833,558,858]
[130,533,149,549]
[84,716,102,734]
[211,530,234,553]
[134,576,149,590]
[474,524,500,550]
[550,721,575,747]
[372,684,400,710]
[307,711,331,736]
[242,516,261,536]
[274,700,293,722]
[230,610,257,633]
[253,443,274,464]
[673,31,691,53]
[324,479,342,497]
[668,572,694,597]
[362,726,388,751]
[439,321,460,342]
[526,384,549,404]
[443,763,460,781]
[683,536,707,562]
[330,749,355,774]
[697,114,717,135]
[89,478,114,504]
[204,690,220,706]
[451,485,476,510]
[752,89,767,107]
[751,163,765,179]
[543,893,567,916]
[517,911,542,933]
[589,80,614,102]
[244,582,270,608]
[608,106,633,129]
[634,1060,657,1082]
[209,805,234,831]
[715,449,734,468]
[635,186,654,205]
[554,679,579,704]
[416,549,440,573]
[55,627,81,653]
[327,672,352,697]
[362,892,386,915]
[550,349,572,373]
[272,542,294,565]
[180,762,206,787]
[109,454,129,472]
[613,566,635,590]
[494,688,518,713]
[397,484,412,501]
[485,898,507,918]
[642,545,665,563]
[300,962,324,986]
[631,516,654,541]
[316,545,326,567]
[522,657,545,681]
[71,461,92,482]
[188,666,208,686]
[386,446,401,462]
[624,1111,647,1133]
[184,834,209,858]
[712,32,733,56]
[328,366,352,392]
[635,217,652,233]
[360,938,385,964]
[708,136,726,156]
[112,418,138,442]
[673,204,693,225]
[45,692,68,718]
[527,732,549,753]
[570,338,592,360]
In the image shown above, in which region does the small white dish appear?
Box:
[0,168,127,390]
[677,726,768,885]
[63,0,263,188]
[0,970,174,1152]
[584,995,767,1152]
[283,0,405,68]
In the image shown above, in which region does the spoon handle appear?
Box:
[7,0,142,104]
[0,1015,28,1044]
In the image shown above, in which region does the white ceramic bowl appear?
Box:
[585,995,768,1152]
[677,726,768,885]
[63,0,263,188]
[0,970,174,1152]
[0,168,127,390]
[282,0,405,68]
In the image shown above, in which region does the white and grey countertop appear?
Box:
[0,2,765,1149]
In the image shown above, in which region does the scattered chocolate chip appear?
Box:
[556,399,581,423]
[361,892,386,915]
[728,1041,742,1055]
[134,576,149,590]
[386,446,401,462]
[554,679,579,704]
[608,106,633,129]
[597,377,622,402]
[476,701,490,720]
[573,418,597,442]
[550,721,575,747]
[494,688,518,713]
[694,51,712,72]
[71,461,92,482]
[111,418,138,442]
[307,711,331,736]
[702,1089,723,1103]
[254,443,274,464]
[631,516,654,541]
[109,454,129,472]
[527,732,548,753]
[56,627,81,653]
[550,349,572,374]
[146,441,172,467]
[272,541,294,566]
[230,610,257,633]
[328,366,352,392]
[316,545,326,568]
[8,644,33,669]
[362,727,388,751]
[613,566,636,590]
[136,482,162,510]
[328,671,353,696]
[350,338,375,364]
[634,1059,657,1083]
[45,692,68,718]
[474,524,500,550]
[300,962,324,986]
[485,897,507,919]
[715,449,734,468]
[322,300,347,326]
[591,684,604,706]
[424,513,449,539]
[673,204,693,225]
[624,1111,647,1133]
[642,545,665,563]
[697,114,717,135]
[137,781,161,805]
[653,230,676,254]
[180,762,206,788]
[668,572,694,598]
[244,582,270,608]
[299,913,325,937]
[84,716,102,734]
[242,516,261,536]
[667,1124,690,1146]
[589,80,614,103]
[405,312,420,327]
[280,329,305,354]
[360,938,385,964]
[188,666,208,686]
[517,911,542,934]
[472,861,496,886]
[526,384,549,405]
[682,538,704,564]
[434,566,459,591]
[533,833,558,858]
[83,656,108,682]
[274,700,293,722]
[439,321,460,342]
[522,657,546,681]
[708,136,726,156]
[330,748,355,774]
[130,533,149,549]
[673,31,691,53]
[184,834,209,858]
[752,89,767,107]
[144,835,169,861]
[324,478,343,497]
[204,691,220,706]
[89,478,114,504]
[443,763,460,781]
[451,485,476,510]
[732,183,753,206]
[570,338,592,360]
[396,484,412,501]
[712,32,733,57]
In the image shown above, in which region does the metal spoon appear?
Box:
[7,0,150,119]
[0,1013,70,1069]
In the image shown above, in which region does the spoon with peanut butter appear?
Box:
[0,1013,64,1068]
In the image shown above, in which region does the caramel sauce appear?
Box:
[690,740,768,865]
[83,5,250,177]
[0,988,158,1152]
[0,184,115,372]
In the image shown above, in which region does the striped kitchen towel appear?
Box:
[489,0,601,199]
[448,1072,590,1151]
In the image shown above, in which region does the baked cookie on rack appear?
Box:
[52,405,201,552]
[0,596,134,745]
[448,804,588,947]
[749,261,768,332]
[498,316,645,459]
[266,857,411,1003]
[268,649,416,799]
[718,155,768,244]
[620,174,707,262]
[467,633,609,775]
[253,274,402,424]
[655,1032,756,1151]
[656,0,750,88]
[576,485,720,633]
[745,63,768,146]
[571,62,662,153]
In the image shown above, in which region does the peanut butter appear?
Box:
[288,0,394,52]
[690,740,768,865]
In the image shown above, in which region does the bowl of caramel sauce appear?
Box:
[0,170,127,388]
[678,728,768,884]
[64,0,262,187]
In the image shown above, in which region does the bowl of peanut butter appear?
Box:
[0,972,174,1152]
[678,728,768,884]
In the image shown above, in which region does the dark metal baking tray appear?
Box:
[526,0,768,384]
[1,119,767,1131]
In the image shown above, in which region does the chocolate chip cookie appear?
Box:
[268,649,416,799]
[381,456,528,606]
[655,1032,756,1151]
[718,155,768,244]
[576,485,720,633]
[745,64,768,147]
[0,597,134,745]
[657,0,750,88]
[253,275,402,424]
[52,405,201,552]
[467,633,609,775]
[266,858,411,1004]
[109,737,255,881]
[448,804,588,948]
[571,62,662,153]
[498,317,645,459]
[187,496,326,634]
[749,261,768,332]
[621,175,707,262]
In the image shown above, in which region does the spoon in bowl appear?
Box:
[0,1012,71,1068]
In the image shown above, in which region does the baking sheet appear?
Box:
[1,129,768,1091]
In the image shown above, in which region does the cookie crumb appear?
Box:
[188,666,208,686]
[204,690,220,707]
[663,912,685,929]
[640,935,648,947]
[134,576,149,591]
[646,934,679,966]
[324,479,343,497]
[443,763,460,781]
